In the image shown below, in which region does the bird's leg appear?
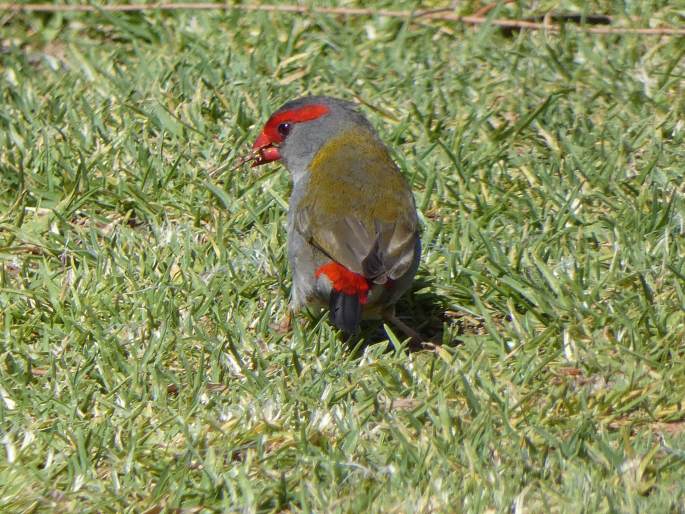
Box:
[382,309,434,349]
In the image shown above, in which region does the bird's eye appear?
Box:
[278,122,292,138]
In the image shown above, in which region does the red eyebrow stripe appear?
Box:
[262,104,330,144]
[271,104,329,124]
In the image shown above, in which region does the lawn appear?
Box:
[1,1,684,512]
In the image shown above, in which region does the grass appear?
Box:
[1,1,684,512]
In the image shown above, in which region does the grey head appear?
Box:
[273,96,378,179]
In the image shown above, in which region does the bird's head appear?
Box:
[249,96,374,173]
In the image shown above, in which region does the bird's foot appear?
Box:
[270,311,292,334]
[382,311,437,350]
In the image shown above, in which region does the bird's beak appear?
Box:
[250,132,282,167]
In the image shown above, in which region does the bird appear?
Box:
[248,96,421,341]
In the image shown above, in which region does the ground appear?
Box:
[1,1,684,512]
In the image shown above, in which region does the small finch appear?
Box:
[249,96,421,340]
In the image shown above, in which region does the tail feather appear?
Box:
[329,290,362,336]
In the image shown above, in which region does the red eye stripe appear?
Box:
[261,104,330,145]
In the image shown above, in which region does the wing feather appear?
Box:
[294,127,419,283]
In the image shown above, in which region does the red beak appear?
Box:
[251,132,282,167]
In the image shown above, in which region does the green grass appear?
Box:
[1,1,685,512]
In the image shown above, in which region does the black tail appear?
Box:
[329,290,362,337]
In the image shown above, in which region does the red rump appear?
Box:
[315,262,370,304]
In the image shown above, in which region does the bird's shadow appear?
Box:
[294,272,484,355]
[351,274,462,354]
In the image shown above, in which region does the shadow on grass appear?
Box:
[298,274,487,354]
[351,275,472,353]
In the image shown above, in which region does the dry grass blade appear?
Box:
[1,3,683,35]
